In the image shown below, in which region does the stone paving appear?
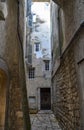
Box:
[30,110,62,130]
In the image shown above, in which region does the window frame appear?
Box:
[29,68,35,79]
[35,42,40,52]
[44,60,50,71]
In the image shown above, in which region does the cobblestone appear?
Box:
[30,110,62,130]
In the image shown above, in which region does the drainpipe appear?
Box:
[17,1,31,130]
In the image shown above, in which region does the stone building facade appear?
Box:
[26,2,51,112]
[0,0,30,130]
[51,0,84,130]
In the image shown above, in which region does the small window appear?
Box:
[44,60,49,71]
[29,68,35,79]
[35,42,40,52]
[33,13,36,23]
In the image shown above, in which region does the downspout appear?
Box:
[17,1,31,130]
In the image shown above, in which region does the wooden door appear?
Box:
[40,88,51,110]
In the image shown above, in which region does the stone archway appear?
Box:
[0,59,9,130]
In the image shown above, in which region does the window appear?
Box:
[29,68,35,78]
[34,42,40,52]
[44,60,49,71]
[33,13,36,23]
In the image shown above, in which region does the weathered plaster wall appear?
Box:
[28,57,51,110]
[0,0,30,130]
[62,0,84,46]
[53,0,84,50]
[51,2,60,73]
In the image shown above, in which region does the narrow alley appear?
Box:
[0,0,84,130]
[30,111,61,130]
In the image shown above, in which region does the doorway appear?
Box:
[40,88,51,110]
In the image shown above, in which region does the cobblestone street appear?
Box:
[30,111,61,130]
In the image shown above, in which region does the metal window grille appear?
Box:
[29,68,35,78]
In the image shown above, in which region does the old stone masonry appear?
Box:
[30,111,62,130]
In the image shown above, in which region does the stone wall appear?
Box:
[74,28,84,130]
[51,2,60,73]
[52,22,84,130]
[27,57,51,111]
[51,0,84,129]
[52,43,80,130]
